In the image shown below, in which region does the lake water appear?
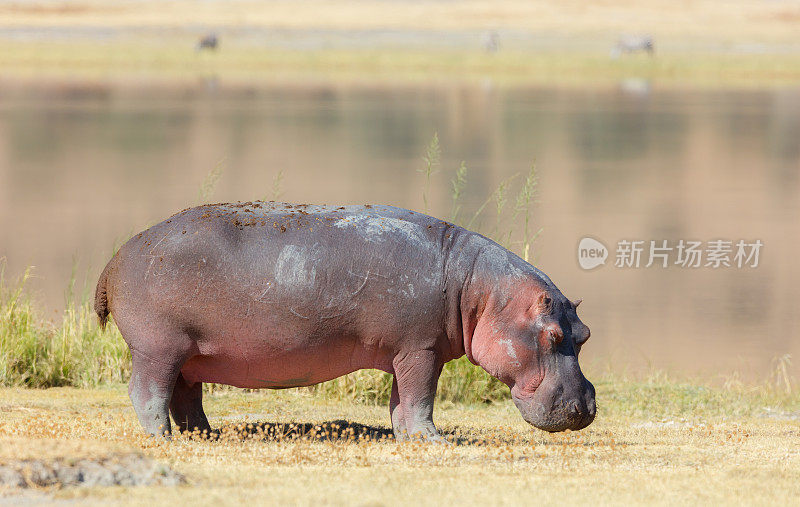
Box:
[1,78,798,382]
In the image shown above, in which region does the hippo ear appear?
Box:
[535,292,553,314]
[572,299,582,308]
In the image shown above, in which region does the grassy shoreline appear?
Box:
[2,43,800,88]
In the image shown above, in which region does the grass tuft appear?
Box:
[418,132,440,214]
[449,161,467,223]
[0,261,129,388]
[513,165,542,262]
[198,158,226,203]
[307,357,509,405]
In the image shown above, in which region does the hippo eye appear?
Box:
[535,293,553,314]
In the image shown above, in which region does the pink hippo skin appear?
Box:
[95,202,595,439]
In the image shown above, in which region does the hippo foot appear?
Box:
[394,428,450,444]
[146,429,173,441]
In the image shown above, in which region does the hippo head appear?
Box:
[469,283,595,432]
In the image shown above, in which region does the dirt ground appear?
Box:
[1,385,798,505]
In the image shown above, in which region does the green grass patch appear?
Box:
[307,357,509,405]
[0,266,129,388]
[2,42,800,87]
[597,371,800,419]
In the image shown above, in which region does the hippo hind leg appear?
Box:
[170,373,212,435]
[126,331,195,438]
[128,349,181,438]
[391,349,444,442]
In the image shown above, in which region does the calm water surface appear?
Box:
[1,80,798,381]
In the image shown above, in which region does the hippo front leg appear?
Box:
[391,349,444,442]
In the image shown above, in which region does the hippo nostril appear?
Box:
[587,398,596,417]
[568,401,582,418]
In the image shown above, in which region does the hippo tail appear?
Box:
[94,259,114,331]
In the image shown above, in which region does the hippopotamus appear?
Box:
[95,201,595,439]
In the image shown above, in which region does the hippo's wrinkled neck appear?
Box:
[450,233,551,366]
[440,228,471,363]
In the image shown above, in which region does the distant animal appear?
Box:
[197,33,219,51]
[611,35,654,58]
[483,30,499,53]
[95,202,595,440]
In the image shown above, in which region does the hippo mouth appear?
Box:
[513,396,596,432]
[511,378,596,432]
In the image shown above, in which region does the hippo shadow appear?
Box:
[204,419,510,446]
[209,419,395,443]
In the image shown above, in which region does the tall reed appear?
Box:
[419,132,440,214]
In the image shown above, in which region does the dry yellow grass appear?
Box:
[1,385,798,505]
